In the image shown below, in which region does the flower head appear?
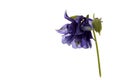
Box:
[57,11,94,49]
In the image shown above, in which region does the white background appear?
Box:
[0,0,120,80]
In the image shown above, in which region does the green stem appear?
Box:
[93,30,102,77]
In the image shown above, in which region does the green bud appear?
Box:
[92,17,102,35]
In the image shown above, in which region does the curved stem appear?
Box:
[93,30,102,77]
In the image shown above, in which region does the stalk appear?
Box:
[93,30,102,77]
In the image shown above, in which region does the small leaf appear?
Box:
[92,18,102,34]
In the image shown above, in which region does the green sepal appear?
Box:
[86,14,89,18]
[70,15,78,19]
[92,17,102,35]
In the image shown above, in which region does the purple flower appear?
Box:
[57,11,94,49]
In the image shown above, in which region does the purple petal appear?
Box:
[64,11,75,22]
[81,26,93,31]
[88,18,93,21]
[81,38,89,48]
[57,24,68,34]
[85,31,93,39]
[74,16,84,23]
[71,40,77,48]
[75,25,83,35]
[71,39,82,49]
[88,20,93,28]
[88,39,92,48]
[62,34,73,45]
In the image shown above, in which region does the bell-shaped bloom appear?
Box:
[57,12,94,49]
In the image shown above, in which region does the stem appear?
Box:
[93,30,102,77]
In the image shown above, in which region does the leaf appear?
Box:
[92,18,102,34]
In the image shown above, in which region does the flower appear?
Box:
[56,11,103,77]
[57,11,94,49]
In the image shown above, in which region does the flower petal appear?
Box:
[57,24,68,34]
[64,11,75,22]
[81,26,93,31]
[71,40,77,48]
[88,20,93,28]
[62,34,73,45]
[85,31,93,39]
[88,39,92,48]
[74,16,84,23]
[75,25,83,35]
[80,38,89,48]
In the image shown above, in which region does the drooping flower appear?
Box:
[56,11,103,77]
[57,11,94,49]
